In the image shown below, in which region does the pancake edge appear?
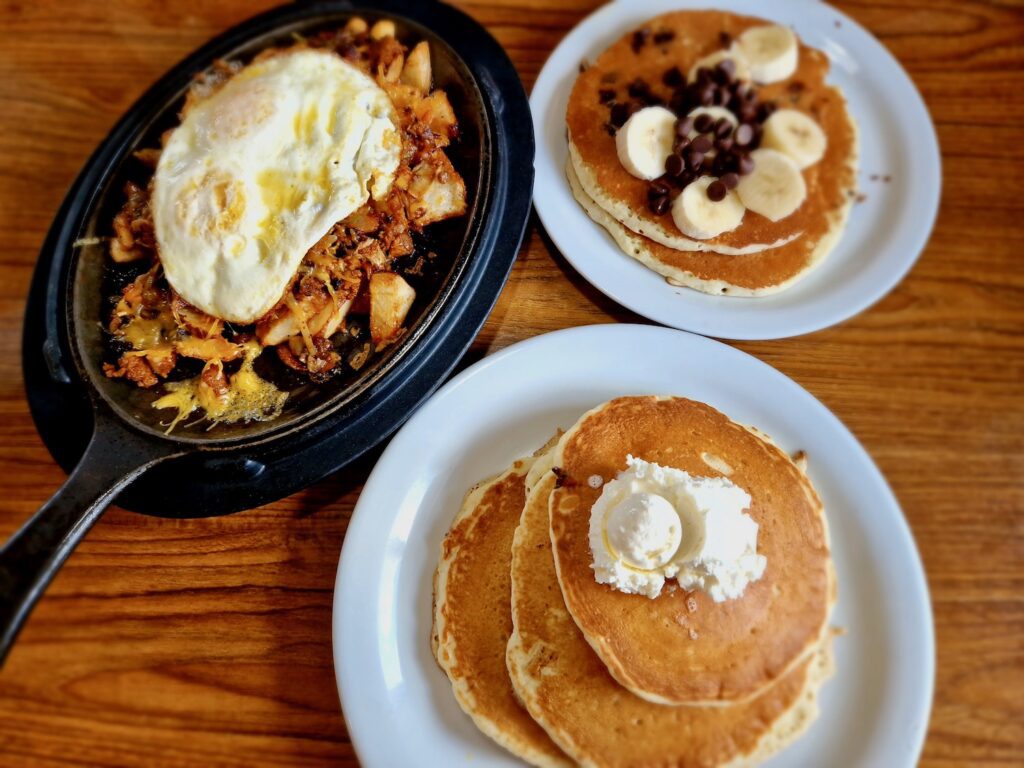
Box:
[431,456,573,768]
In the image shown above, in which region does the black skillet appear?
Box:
[1,0,533,663]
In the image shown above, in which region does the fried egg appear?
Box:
[153,49,400,323]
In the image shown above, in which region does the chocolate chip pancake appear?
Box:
[567,160,846,295]
[507,471,835,767]
[432,457,571,767]
[548,396,834,706]
[567,9,857,258]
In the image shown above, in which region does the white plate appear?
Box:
[334,324,934,767]
[530,0,941,340]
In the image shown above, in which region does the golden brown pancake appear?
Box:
[549,396,833,706]
[567,159,849,296]
[508,471,834,767]
[432,457,571,768]
[567,10,857,257]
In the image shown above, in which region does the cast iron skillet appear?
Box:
[0,0,533,664]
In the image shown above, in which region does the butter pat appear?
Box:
[588,456,767,601]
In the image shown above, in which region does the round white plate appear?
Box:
[530,0,941,340]
[334,324,934,767]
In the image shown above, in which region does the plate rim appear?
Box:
[333,323,936,767]
[529,0,942,340]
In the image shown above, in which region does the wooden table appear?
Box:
[0,0,1021,765]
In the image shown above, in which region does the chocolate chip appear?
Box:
[673,135,691,153]
[713,88,729,106]
[631,27,651,53]
[716,58,736,80]
[707,180,727,202]
[716,136,734,153]
[738,104,758,124]
[649,194,670,215]
[719,31,732,47]
[665,153,685,177]
[737,154,756,175]
[604,123,616,136]
[610,103,631,127]
[653,30,675,44]
[599,88,616,104]
[699,86,715,106]
[662,66,684,87]
[691,135,713,154]
[685,148,704,170]
[675,117,694,137]
[696,68,713,88]
[734,123,755,147]
[627,78,648,98]
[649,180,671,197]
[701,156,716,174]
[712,153,729,175]
[721,172,740,190]
[694,114,714,133]
[678,170,697,188]
[714,118,733,138]
[757,102,778,122]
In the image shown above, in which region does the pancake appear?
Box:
[432,456,571,768]
[567,159,849,296]
[507,471,835,767]
[549,396,833,706]
[566,9,858,257]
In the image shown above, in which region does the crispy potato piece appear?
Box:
[109,238,145,263]
[370,19,396,40]
[174,335,244,362]
[407,152,467,226]
[414,90,457,142]
[171,294,223,339]
[345,16,368,35]
[401,41,431,93]
[369,272,416,347]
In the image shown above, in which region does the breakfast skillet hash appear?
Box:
[102,16,468,430]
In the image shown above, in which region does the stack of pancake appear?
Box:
[566,11,859,296]
[433,396,837,767]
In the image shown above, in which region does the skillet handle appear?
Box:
[0,412,177,666]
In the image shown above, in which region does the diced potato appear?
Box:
[345,16,368,35]
[256,288,331,347]
[174,335,244,362]
[413,90,457,143]
[370,19,396,40]
[381,52,404,83]
[309,297,353,338]
[370,272,416,347]
[109,238,144,263]
[400,41,432,93]
[407,152,467,226]
[356,238,389,271]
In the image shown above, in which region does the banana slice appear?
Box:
[761,109,827,169]
[672,177,746,240]
[735,25,798,84]
[616,106,677,181]
[735,148,807,222]
[687,48,752,83]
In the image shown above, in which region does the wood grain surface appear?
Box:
[0,0,1022,765]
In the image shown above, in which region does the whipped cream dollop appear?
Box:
[588,456,767,601]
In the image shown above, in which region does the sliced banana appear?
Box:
[615,106,678,181]
[687,48,752,83]
[672,177,746,240]
[735,148,807,222]
[735,25,798,84]
[761,109,827,169]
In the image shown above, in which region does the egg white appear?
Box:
[152,49,401,323]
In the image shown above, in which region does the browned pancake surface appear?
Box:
[550,397,831,705]
[432,460,570,767]
[567,10,857,252]
[508,473,823,767]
